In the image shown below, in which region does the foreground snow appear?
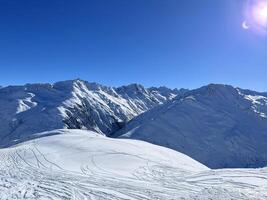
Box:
[0,129,267,199]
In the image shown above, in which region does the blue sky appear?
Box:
[0,0,267,91]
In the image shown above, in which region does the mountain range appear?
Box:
[115,84,267,168]
[0,79,184,147]
[1,80,267,199]
[0,80,267,169]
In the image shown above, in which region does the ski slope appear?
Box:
[0,129,267,199]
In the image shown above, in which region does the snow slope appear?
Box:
[0,80,182,147]
[115,84,267,168]
[1,129,267,200]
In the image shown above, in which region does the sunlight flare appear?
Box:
[252,1,267,27]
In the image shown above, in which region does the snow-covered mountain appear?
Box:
[114,84,267,168]
[0,79,182,147]
[1,82,267,199]
[2,81,267,169]
[1,129,267,200]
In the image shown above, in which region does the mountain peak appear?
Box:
[115,83,267,168]
[196,83,236,94]
[0,79,179,147]
[117,83,146,93]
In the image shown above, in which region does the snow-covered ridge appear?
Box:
[1,129,267,200]
[16,93,37,114]
[0,79,183,147]
[2,81,267,169]
[237,88,267,118]
[115,84,267,168]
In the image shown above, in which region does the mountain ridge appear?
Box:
[114,84,267,168]
[0,79,183,147]
[1,80,267,169]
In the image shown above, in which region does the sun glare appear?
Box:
[252,1,267,27]
[259,6,267,17]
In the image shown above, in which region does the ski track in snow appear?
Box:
[0,130,267,200]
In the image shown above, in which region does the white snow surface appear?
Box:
[1,129,267,200]
[115,84,267,168]
[0,80,181,147]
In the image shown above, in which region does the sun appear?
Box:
[259,5,267,17]
[252,1,267,27]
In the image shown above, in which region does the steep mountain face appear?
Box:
[114,84,267,168]
[0,79,181,147]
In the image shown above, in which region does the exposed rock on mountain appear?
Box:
[0,79,181,147]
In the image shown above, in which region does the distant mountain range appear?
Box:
[0,79,184,147]
[1,80,267,168]
[115,84,267,168]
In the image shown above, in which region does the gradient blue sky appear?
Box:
[0,0,267,91]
